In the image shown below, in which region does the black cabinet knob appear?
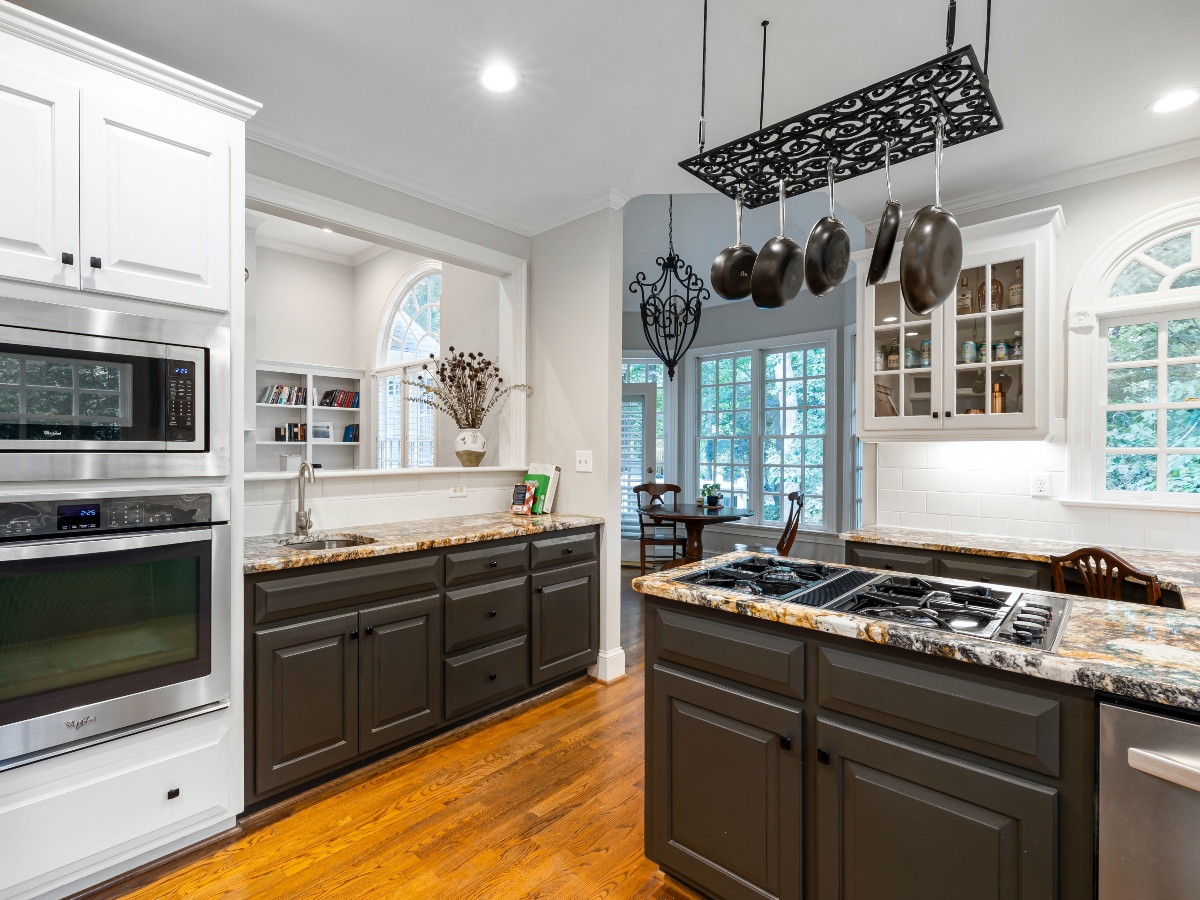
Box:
[488,673,497,681]
[536,586,543,592]
[489,610,497,617]
[817,749,831,765]
[61,252,74,265]
[979,576,990,583]
[932,411,939,419]
[349,630,358,639]
[779,735,791,750]
[167,788,180,800]
[489,560,498,567]
[365,625,374,634]
[883,563,894,570]
[565,547,574,554]
[89,256,101,269]
[946,410,953,418]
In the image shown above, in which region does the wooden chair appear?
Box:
[634,483,687,575]
[734,492,804,557]
[1049,547,1162,606]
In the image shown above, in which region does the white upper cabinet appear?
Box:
[0,61,78,288]
[80,90,230,310]
[855,208,1064,441]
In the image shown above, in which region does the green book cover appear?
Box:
[524,473,551,514]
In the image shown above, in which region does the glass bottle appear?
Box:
[956,274,972,315]
[1008,264,1023,308]
[875,345,885,371]
[887,337,900,371]
[1011,331,1023,360]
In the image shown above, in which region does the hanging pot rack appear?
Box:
[680,3,1002,208]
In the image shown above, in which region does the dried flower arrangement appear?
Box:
[404,348,530,429]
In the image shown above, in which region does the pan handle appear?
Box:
[827,159,836,218]
[884,141,895,202]
[735,195,744,245]
[934,117,946,208]
[778,179,786,238]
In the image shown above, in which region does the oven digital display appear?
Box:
[58,503,101,531]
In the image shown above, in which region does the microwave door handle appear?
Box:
[0,527,211,563]
[1128,747,1200,793]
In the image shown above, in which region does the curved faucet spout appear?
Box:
[296,461,316,537]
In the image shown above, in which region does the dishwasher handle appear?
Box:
[1129,747,1200,793]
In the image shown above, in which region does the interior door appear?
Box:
[621,386,656,562]
[0,61,78,288]
[80,90,230,310]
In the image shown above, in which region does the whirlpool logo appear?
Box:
[64,716,97,730]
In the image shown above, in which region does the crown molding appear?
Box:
[0,0,260,120]
[255,235,358,267]
[528,188,630,236]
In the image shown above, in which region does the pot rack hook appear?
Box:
[945,0,956,54]
[698,0,708,152]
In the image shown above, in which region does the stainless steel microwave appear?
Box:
[0,325,205,452]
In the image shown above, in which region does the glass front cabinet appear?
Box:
[855,208,1063,441]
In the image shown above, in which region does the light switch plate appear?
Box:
[1031,472,1051,497]
[575,450,593,473]
[449,485,467,498]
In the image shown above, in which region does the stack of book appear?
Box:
[319,390,359,408]
[259,385,307,405]
[342,424,360,443]
[274,423,306,442]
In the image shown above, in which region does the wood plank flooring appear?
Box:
[110,575,702,900]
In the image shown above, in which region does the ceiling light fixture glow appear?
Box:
[883,316,898,323]
[1151,89,1199,113]
[322,228,332,233]
[479,63,520,93]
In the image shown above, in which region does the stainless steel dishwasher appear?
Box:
[1100,702,1200,899]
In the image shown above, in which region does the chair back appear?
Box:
[1049,547,1162,606]
[777,492,804,556]
[634,483,682,537]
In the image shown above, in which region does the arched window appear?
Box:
[376,267,441,468]
[1109,229,1200,297]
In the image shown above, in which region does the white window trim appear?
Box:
[621,356,677,487]
[842,323,860,532]
[682,328,839,533]
[1067,197,1200,508]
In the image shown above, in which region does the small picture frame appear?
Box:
[311,421,334,442]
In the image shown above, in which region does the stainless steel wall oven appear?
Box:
[0,492,230,769]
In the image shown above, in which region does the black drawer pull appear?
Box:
[489,673,497,681]
[817,749,831,765]
[489,560,498,568]
[536,586,543,592]
[90,256,101,269]
[62,251,74,265]
[883,563,894,570]
[979,576,990,582]
[167,788,180,800]
[364,625,373,634]
[779,735,791,750]
[565,547,574,554]
[489,610,497,617]
[349,630,358,639]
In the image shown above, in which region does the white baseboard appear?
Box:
[589,647,626,683]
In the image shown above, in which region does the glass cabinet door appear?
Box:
[865,279,942,428]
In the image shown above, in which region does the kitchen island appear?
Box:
[633,552,1200,900]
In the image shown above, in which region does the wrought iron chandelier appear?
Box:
[630,196,708,381]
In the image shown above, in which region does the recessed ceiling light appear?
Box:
[906,331,918,336]
[883,316,898,323]
[322,228,332,233]
[479,63,520,93]
[1151,89,1199,113]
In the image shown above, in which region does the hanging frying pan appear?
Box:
[751,180,804,309]
[899,117,962,315]
[866,141,902,286]
[711,196,756,300]
[804,159,851,297]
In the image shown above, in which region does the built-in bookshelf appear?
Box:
[250,360,365,472]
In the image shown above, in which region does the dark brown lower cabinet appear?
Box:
[531,561,599,685]
[359,593,442,754]
[845,544,936,574]
[255,611,359,795]
[651,664,803,900]
[816,715,1057,900]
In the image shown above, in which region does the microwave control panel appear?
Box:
[166,359,196,442]
[0,494,213,539]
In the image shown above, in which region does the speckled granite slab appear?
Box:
[634,553,1200,712]
[842,525,1200,610]
[245,512,605,574]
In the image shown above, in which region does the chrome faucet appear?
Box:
[296,460,316,537]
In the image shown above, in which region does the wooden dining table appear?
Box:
[639,505,753,567]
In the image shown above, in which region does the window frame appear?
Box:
[620,357,676,486]
[683,329,838,532]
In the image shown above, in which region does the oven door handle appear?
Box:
[1129,747,1200,793]
[0,527,212,562]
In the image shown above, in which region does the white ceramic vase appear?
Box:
[455,429,486,467]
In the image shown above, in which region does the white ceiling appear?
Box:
[19,0,1200,235]
[249,211,387,267]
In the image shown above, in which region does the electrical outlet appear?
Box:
[448,485,467,498]
[1031,472,1051,497]
[575,450,593,473]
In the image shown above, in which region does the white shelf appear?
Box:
[311,406,360,413]
[252,360,366,474]
[312,441,360,447]
[256,441,305,446]
[256,403,306,409]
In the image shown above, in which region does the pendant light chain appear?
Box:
[759,20,769,130]
[668,195,674,254]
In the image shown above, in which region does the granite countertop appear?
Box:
[842,525,1200,611]
[633,553,1200,712]
[244,512,605,574]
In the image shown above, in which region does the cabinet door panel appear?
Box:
[255,612,358,794]
[0,61,77,288]
[937,554,1044,590]
[845,543,935,575]
[445,575,528,653]
[816,715,1056,900]
[651,664,802,900]
[444,635,529,720]
[531,562,598,684]
[360,594,442,753]
[80,90,229,310]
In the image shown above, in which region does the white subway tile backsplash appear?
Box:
[903,468,955,492]
[878,443,928,469]
[1106,508,1190,531]
[1069,523,1145,548]
[986,495,1042,522]
[1142,529,1199,552]
[878,490,926,513]
[927,491,981,517]
[877,467,904,491]
[899,512,952,530]
[876,510,902,526]
[1040,502,1109,525]
[953,470,1022,495]
[1021,521,1074,542]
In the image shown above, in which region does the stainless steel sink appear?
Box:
[278,535,376,552]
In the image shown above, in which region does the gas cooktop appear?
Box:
[676,557,880,607]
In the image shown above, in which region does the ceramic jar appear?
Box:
[455,429,486,467]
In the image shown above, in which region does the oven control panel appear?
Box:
[166,359,196,442]
[0,494,213,539]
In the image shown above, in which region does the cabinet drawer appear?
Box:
[655,608,805,700]
[254,554,440,624]
[818,647,1060,775]
[530,531,597,569]
[445,576,529,653]
[846,544,935,575]
[937,555,1044,590]
[0,726,230,895]
[444,543,527,586]
[444,635,529,719]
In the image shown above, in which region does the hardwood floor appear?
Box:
[108,573,701,900]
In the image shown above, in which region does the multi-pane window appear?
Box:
[698,354,753,511]
[622,361,666,480]
[377,269,441,468]
[1102,313,1200,493]
[694,338,832,529]
[1109,229,1200,297]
